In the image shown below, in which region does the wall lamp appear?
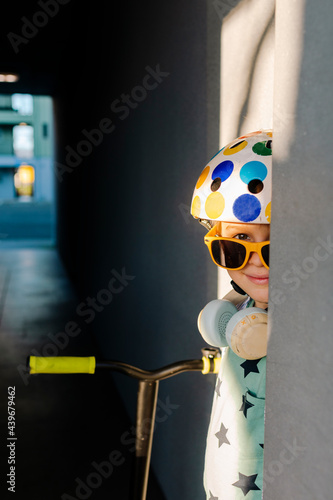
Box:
[0,73,20,83]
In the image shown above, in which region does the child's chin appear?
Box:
[251,290,269,305]
[241,283,268,303]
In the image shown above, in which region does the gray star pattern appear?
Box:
[215,422,230,447]
[232,473,260,496]
[215,377,222,397]
[239,393,254,418]
[240,359,260,378]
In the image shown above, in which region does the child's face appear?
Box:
[217,221,270,309]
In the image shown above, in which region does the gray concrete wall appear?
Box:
[264,0,333,498]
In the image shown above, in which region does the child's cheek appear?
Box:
[227,269,241,283]
[227,269,251,295]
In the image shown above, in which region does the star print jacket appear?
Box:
[204,296,266,500]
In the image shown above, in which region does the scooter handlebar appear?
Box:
[28,351,221,377]
[28,356,96,374]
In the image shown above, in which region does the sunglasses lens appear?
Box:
[211,240,247,269]
[261,244,270,267]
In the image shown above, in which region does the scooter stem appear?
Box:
[132,379,159,500]
[27,348,221,500]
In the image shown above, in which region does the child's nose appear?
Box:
[248,251,263,266]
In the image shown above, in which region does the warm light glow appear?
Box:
[17,165,35,184]
[0,73,20,83]
[14,165,35,197]
[5,74,19,82]
[14,172,21,189]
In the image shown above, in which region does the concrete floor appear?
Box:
[0,243,165,500]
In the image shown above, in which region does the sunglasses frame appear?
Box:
[204,225,270,270]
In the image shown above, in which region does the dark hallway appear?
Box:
[0,245,138,498]
[0,1,219,499]
[0,244,166,499]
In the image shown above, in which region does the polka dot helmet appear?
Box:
[191,130,272,225]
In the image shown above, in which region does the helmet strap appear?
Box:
[230,280,247,296]
[198,219,213,231]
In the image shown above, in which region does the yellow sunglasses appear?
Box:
[204,225,270,270]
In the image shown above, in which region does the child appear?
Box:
[191,130,272,499]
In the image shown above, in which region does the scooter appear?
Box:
[27,347,221,500]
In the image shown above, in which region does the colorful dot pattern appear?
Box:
[212,160,234,182]
[190,130,272,224]
[233,194,261,222]
[205,192,225,219]
[240,161,267,184]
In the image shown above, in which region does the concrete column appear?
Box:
[264,0,333,497]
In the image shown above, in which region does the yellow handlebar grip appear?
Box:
[213,357,221,374]
[29,356,96,375]
[201,356,211,374]
[201,356,222,375]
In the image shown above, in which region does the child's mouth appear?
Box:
[245,275,269,286]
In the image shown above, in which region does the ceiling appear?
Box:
[0,0,121,96]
